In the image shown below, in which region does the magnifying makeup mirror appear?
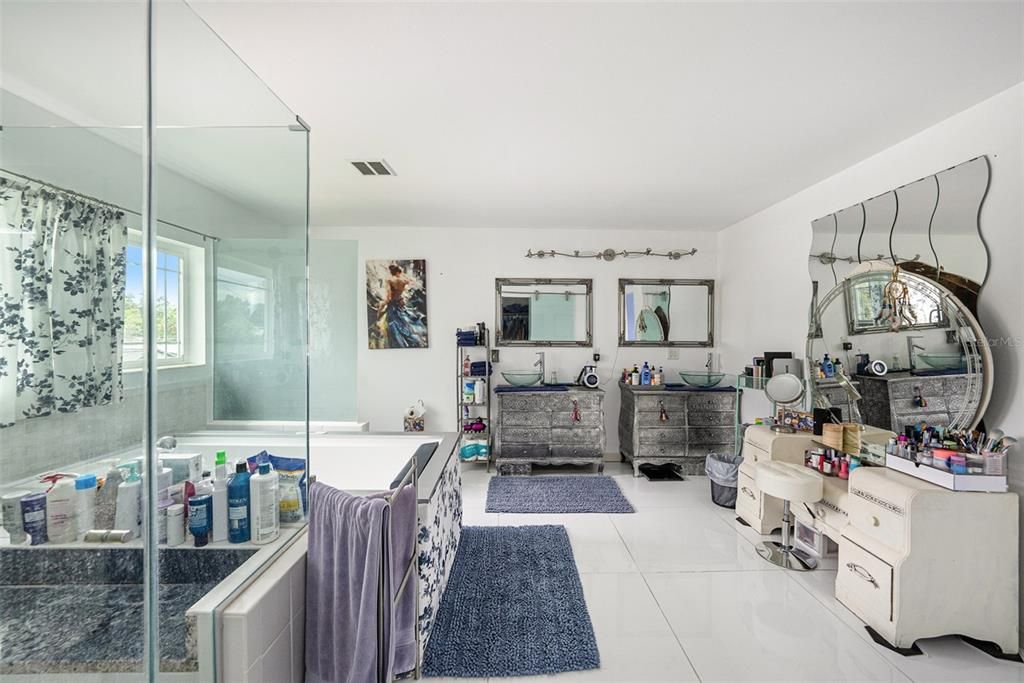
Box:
[765,373,805,433]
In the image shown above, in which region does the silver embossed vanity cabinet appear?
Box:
[494,388,605,475]
[618,383,738,477]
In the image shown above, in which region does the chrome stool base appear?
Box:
[756,541,818,571]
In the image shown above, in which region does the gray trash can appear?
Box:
[705,452,744,508]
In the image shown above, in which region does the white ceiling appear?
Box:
[187,1,1023,231]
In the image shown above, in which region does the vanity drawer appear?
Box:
[500,395,556,412]
[501,411,550,428]
[551,427,602,444]
[847,484,909,551]
[500,427,550,443]
[637,410,686,427]
[686,427,735,446]
[836,539,893,624]
[736,469,762,521]
[741,442,768,464]
[687,393,736,411]
[636,443,688,458]
[638,428,687,445]
[552,393,602,412]
[891,397,948,415]
[888,379,945,399]
[550,444,602,458]
[636,394,687,411]
[551,410,602,428]
[687,410,734,427]
[499,443,550,459]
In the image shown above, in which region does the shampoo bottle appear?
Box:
[46,478,77,544]
[212,451,229,543]
[641,362,651,385]
[249,462,280,545]
[228,462,251,544]
[114,464,142,540]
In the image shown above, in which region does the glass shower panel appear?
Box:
[153,1,310,680]
[0,0,149,679]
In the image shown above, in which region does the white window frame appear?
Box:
[123,231,204,370]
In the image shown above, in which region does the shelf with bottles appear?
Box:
[619,362,668,387]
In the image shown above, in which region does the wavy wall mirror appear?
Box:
[808,156,990,313]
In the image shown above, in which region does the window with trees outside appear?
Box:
[123,240,188,366]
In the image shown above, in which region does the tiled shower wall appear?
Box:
[0,377,209,483]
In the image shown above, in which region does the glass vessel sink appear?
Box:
[917,353,964,370]
[678,370,726,388]
[501,371,543,386]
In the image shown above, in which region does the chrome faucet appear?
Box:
[906,336,925,371]
[534,352,546,385]
[706,352,714,371]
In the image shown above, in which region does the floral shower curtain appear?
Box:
[0,177,128,428]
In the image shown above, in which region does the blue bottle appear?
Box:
[641,362,652,385]
[228,462,251,544]
[822,354,835,378]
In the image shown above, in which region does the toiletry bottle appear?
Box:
[212,452,229,543]
[157,486,173,545]
[188,494,212,547]
[228,462,252,543]
[631,365,640,385]
[114,464,143,540]
[167,503,185,546]
[463,355,471,376]
[822,354,834,378]
[1,491,29,545]
[21,493,48,545]
[641,362,651,385]
[250,462,280,545]
[47,478,77,544]
[75,474,97,538]
[94,464,123,530]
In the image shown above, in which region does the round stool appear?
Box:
[754,461,824,571]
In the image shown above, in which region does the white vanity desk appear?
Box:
[740,425,1020,656]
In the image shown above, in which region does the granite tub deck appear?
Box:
[0,547,255,674]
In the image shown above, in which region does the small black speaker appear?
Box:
[813,407,842,436]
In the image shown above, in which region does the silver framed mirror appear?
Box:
[618,278,714,347]
[807,267,992,433]
[495,278,593,347]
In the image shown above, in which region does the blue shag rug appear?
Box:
[486,475,635,513]
[422,525,600,678]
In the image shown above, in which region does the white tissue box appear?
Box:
[160,452,203,484]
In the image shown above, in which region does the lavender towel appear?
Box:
[369,485,418,675]
[306,482,393,683]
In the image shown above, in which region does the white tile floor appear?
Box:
[448,462,1024,683]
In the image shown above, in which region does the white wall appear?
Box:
[311,226,719,455]
[716,82,1024,626]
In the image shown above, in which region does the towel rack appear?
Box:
[377,452,421,681]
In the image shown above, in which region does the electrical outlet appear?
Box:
[668,348,680,360]
[490,349,500,363]
[593,352,601,362]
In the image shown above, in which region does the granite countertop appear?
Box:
[0,582,214,674]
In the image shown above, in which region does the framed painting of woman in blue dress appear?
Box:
[366,259,429,349]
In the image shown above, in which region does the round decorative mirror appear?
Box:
[806,265,991,433]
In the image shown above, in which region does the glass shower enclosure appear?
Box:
[0,1,309,680]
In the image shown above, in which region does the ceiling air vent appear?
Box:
[351,160,395,176]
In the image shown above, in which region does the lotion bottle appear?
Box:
[47,478,78,544]
[94,464,123,530]
[212,451,229,543]
[75,474,97,539]
[249,462,280,545]
[114,464,142,540]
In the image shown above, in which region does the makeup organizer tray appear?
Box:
[884,453,1008,493]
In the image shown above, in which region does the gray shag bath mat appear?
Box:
[485,475,635,513]
[422,525,600,677]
